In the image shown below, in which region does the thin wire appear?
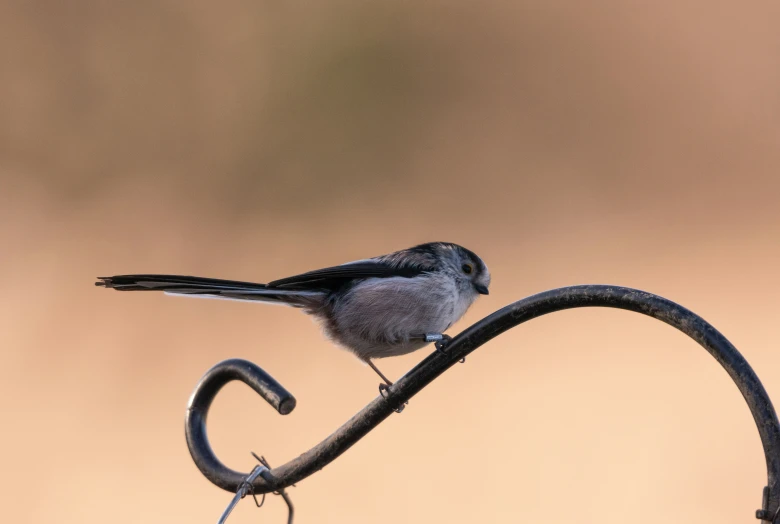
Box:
[252,453,295,524]
[216,465,267,524]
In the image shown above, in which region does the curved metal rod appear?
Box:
[185,359,296,487]
[185,285,780,521]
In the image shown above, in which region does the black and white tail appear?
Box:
[95,274,325,307]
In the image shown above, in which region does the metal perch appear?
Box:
[185,285,780,522]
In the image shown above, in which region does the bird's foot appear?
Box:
[368,359,407,413]
[430,334,465,363]
[429,333,452,353]
[379,383,407,413]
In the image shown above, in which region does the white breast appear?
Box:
[326,272,476,360]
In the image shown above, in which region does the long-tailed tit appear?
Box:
[96,242,490,388]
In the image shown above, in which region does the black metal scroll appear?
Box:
[184,285,780,522]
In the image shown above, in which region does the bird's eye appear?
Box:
[462,263,474,274]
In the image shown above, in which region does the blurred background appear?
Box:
[1,1,779,522]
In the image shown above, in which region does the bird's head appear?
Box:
[407,242,491,296]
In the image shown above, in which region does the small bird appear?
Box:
[96,242,490,388]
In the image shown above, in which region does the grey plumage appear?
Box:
[96,242,491,373]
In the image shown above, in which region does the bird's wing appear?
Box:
[267,258,433,290]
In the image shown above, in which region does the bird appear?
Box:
[96,241,490,389]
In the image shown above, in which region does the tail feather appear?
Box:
[96,274,268,292]
[95,274,325,307]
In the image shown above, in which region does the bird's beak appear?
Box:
[474,283,489,295]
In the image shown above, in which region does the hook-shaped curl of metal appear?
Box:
[185,285,780,522]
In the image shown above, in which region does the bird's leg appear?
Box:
[411,333,453,353]
[417,333,463,362]
[368,359,407,413]
[367,359,394,387]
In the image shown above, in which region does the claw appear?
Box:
[431,334,465,362]
[379,383,407,413]
[434,334,453,353]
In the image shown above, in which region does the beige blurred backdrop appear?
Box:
[1,1,779,523]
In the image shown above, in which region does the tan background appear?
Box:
[1,1,779,523]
